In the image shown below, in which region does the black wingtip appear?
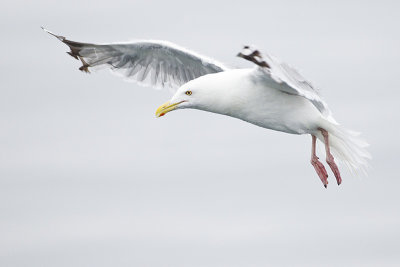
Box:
[237,45,271,69]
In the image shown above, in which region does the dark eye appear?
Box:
[185,90,192,96]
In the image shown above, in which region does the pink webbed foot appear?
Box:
[326,154,342,185]
[311,155,328,188]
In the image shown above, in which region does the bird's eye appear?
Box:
[185,90,192,96]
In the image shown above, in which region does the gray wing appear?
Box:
[43,28,228,89]
[238,46,332,118]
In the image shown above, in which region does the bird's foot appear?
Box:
[326,154,342,185]
[311,155,328,188]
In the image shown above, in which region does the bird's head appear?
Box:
[155,75,218,117]
[155,87,193,117]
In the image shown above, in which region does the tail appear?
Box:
[317,120,371,175]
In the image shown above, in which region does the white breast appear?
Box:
[193,68,324,135]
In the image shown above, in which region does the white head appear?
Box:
[155,74,227,117]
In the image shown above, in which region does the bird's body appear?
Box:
[43,27,370,187]
[184,68,323,135]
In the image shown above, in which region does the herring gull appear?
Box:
[43,27,370,188]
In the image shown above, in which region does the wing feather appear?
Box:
[43,27,228,89]
[238,46,333,119]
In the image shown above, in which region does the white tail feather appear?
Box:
[317,120,371,175]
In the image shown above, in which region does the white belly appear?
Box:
[195,69,324,135]
[236,86,323,134]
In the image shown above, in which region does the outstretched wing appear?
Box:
[43,27,228,89]
[237,46,332,119]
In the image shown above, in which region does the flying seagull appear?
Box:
[42,27,370,187]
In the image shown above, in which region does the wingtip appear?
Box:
[236,45,270,69]
[237,45,250,58]
[41,26,50,34]
[41,26,65,41]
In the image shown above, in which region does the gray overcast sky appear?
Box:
[1,0,400,266]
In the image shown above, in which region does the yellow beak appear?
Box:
[155,101,182,117]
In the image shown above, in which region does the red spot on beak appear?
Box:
[160,113,165,117]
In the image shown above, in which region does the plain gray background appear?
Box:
[1,0,399,266]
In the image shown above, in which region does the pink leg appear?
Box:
[310,135,328,188]
[320,129,342,185]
